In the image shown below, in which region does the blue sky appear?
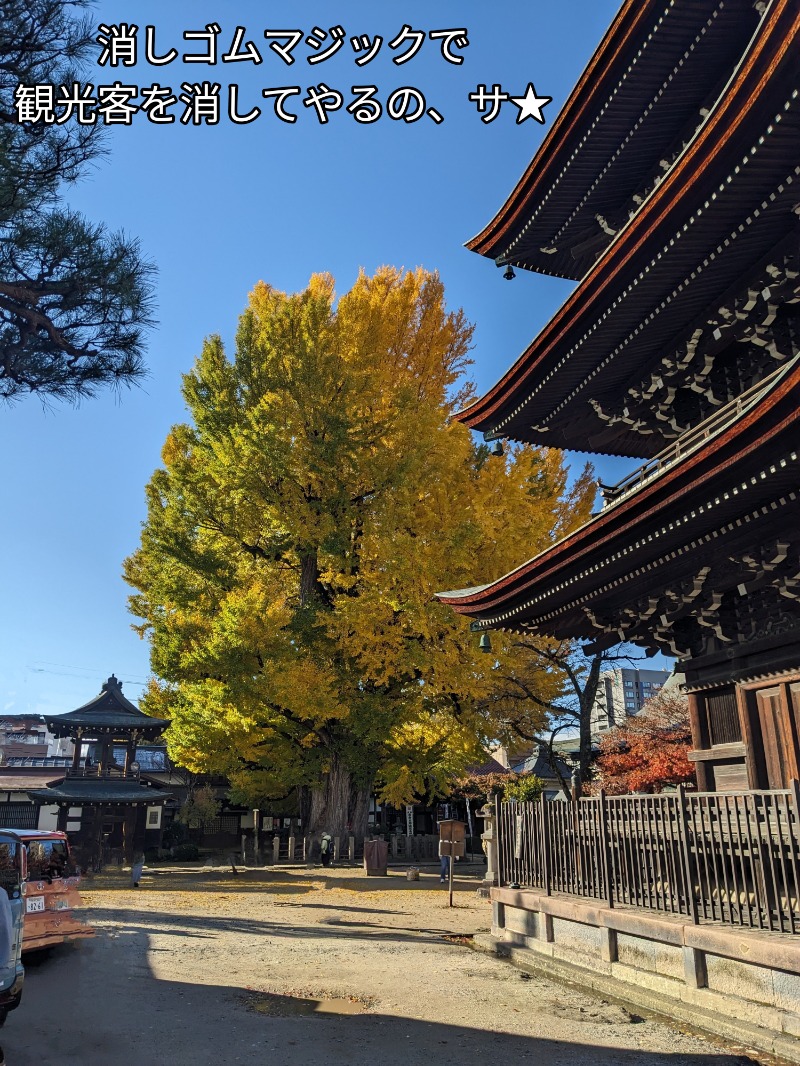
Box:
[1,0,646,717]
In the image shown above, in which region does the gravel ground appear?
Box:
[0,864,765,1066]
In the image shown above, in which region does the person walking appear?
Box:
[131,852,145,888]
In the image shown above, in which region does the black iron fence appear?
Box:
[496,784,800,934]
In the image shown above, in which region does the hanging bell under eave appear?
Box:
[490,440,504,457]
[478,633,493,653]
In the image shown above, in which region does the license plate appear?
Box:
[26,896,45,913]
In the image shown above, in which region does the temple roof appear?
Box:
[438,358,800,663]
[0,768,66,792]
[468,0,759,280]
[27,778,170,805]
[511,746,570,783]
[43,675,168,738]
[461,0,799,456]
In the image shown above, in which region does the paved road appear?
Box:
[1,867,758,1066]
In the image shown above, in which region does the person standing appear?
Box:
[320,833,332,867]
[438,838,451,884]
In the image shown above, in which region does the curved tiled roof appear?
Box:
[460,1,799,455]
[43,676,168,736]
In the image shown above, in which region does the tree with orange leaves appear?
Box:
[593,688,695,794]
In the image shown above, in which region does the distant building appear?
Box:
[593,667,671,734]
[0,714,73,762]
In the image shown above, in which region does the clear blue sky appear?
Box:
[1,0,650,717]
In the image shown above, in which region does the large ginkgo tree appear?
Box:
[125,268,595,834]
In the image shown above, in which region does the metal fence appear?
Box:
[496,784,800,934]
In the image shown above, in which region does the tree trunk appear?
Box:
[299,549,320,608]
[349,786,370,840]
[308,753,370,840]
[577,652,604,793]
[309,754,351,837]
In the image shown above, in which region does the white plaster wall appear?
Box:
[37,805,59,831]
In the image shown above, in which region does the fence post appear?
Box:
[599,789,614,909]
[791,780,800,830]
[272,834,280,866]
[494,793,503,888]
[676,784,699,924]
[540,795,551,896]
[288,835,295,862]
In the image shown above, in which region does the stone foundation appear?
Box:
[486,887,800,1061]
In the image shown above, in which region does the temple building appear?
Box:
[438,0,800,792]
[26,676,170,864]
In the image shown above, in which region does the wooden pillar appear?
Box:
[90,807,103,869]
[687,693,710,791]
[133,807,147,858]
[56,806,68,832]
[71,732,83,772]
[123,806,137,863]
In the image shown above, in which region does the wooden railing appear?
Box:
[496,785,800,934]
[66,766,139,780]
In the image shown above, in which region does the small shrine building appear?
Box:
[438,0,800,791]
[27,675,170,864]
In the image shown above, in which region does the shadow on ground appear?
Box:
[3,927,753,1066]
[83,866,486,897]
[85,907,476,944]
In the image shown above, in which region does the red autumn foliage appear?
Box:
[450,770,513,800]
[593,689,696,794]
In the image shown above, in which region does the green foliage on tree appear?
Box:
[0,0,154,402]
[503,774,545,803]
[177,785,221,830]
[125,269,596,835]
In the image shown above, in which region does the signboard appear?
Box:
[405,804,415,837]
[438,819,466,841]
[438,840,466,858]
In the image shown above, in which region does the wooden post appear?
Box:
[541,796,551,896]
[599,789,614,909]
[448,824,454,909]
[495,793,503,888]
[676,784,699,924]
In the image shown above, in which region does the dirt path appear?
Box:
[2,865,759,1066]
